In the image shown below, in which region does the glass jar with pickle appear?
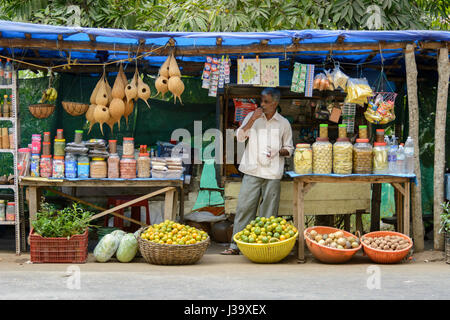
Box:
[312,137,332,174]
[333,137,353,174]
[294,143,312,174]
[353,139,372,174]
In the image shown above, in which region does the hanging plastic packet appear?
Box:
[324,69,335,90]
[331,66,349,90]
[218,56,225,89]
[202,57,213,89]
[345,78,374,105]
[224,56,230,84]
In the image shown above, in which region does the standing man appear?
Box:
[221,88,293,255]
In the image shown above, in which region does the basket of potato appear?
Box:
[361,231,412,264]
[304,226,362,263]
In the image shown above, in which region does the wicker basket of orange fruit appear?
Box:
[138,220,210,265]
[233,216,298,263]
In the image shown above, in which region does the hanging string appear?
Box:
[0,44,166,71]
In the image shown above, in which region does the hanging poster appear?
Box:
[259,58,279,87]
[237,58,260,85]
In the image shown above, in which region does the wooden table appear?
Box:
[288,173,416,263]
[20,177,184,228]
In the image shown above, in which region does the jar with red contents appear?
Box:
[39,155,52,178]
[120,155,136,179]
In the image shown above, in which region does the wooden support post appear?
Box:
[27,187,41,229]
[370,184,381,232]
[296,180,305,263]
[343,215,351,232]
[433,47,449,250]
[355,210,365,234]
[404,182,411,237]
[404,43,424,252]
[89,187,175,222]
[42,187,147,227]
[164,188,176,221]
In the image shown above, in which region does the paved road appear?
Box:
[0,250,448,300]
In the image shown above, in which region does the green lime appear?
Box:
[273,232,280,239]
[250,220,256,226]
[267,231,273,237]
[255,217,261,222]
[262,236,269,243]
[258,221,264,227]
[254,227,261,235]
[275,226,283,233]
[244,230,250,236]
[246,224,252,230]
[248,236,255,243]
[288,230,295,237]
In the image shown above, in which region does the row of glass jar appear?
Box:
[294,139,388,175]
[0,200,15,221]
[30,152,152,179]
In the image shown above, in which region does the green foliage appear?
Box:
[32,201,94,238]
[0,0,446,31]
[440,201,450,234]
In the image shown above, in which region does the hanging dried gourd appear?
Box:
[94,105,111,135]
[168,53,181,77]
[154,76,169,98]
[86,104,97,134]
[95,79,109,106]
[112,71,125,100]
[159,55,171,78]
[90,77,103,105]
[125,71,138,102]
[105,77,113,105]
[123,99,134,128]
[106,115,117,134]
[137,73,151,109]
[118,63,128,88]
[109,98,125,129]
[168,76,184,104]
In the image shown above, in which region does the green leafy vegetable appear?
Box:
[32,201,94,238]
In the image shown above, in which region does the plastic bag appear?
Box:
[94,233,120,262]
[313,73,330,91]
[364,93,396,124]
[116,233,138,263]
[345,78,374,105]
[332,66,349,90]
[324,70,335,90]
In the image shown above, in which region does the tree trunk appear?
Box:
[404,43,424,252]
[433,47,449,250]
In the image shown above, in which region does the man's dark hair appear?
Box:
[261,87,281,103]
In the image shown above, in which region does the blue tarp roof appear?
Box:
[0,20,448,71]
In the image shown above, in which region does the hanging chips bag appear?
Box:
[345,78,374,105]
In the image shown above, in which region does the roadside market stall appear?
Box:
[0,21,447,263]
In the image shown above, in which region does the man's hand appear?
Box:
[279,148,290,157]
[250,108,263,122]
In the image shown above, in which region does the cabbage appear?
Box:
[110,230,126,242]
[116,233,138,263]
[94,233,120,262]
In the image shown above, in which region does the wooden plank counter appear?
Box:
[286,172,416,263]
[20,176,184,228]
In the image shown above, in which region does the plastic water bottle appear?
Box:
[4,59,13,85]
[404,136,414,174]
[396,144,406,174]
[0,59,4,85]
[388,136,398,174]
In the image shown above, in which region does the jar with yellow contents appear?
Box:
[294,143,312,174]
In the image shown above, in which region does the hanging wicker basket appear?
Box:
[62,101,89,117]
[28,104,55,119]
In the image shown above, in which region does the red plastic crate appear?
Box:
[29,228,89,263]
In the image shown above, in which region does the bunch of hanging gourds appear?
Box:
[86,64,151,135]
[154,53,185,104]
